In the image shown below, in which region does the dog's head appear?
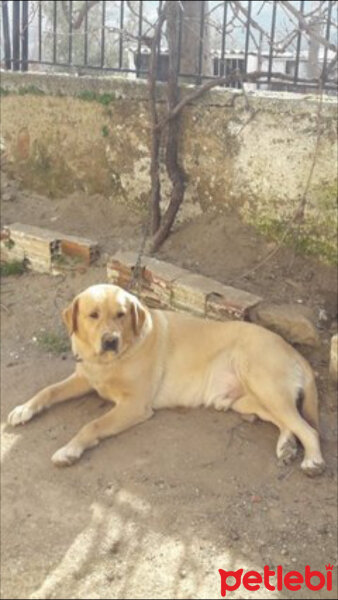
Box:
[62,284,149,362]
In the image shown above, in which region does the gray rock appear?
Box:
[249,302,320,347]
[1,190,15,202]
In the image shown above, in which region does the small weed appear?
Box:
[52,254,85,269]
[77,90,115,105]
[101,125,109,137]
[52,254,68,266]
[36,331,70,354]
[98,93,115,105]
[77,90,97,102]
[4,239,15,250]
[0,87,10,96]
[0,260,25,277]
[17,85,45,96]
[255,216,337,265]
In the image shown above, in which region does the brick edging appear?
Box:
[1,223,261,321]
[1,223,99,273]
[107,251,262,320]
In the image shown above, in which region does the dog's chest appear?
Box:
[80,362,123,401]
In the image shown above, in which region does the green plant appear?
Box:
[52,254,84,268]
[101,125,109,137]
[97,93,115,105]
[4,239,15,250]
[52,254,68,266]
[77,90,115,105]
[0,86,46,96]
[36,331,70,354]
[77,90,97,102]
[0,260,25,276]
[17,85,45,96]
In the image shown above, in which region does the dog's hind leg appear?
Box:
[233,394,281,427]
[240,358,325,476]
[232,394,260,420]
[300,375,319,430]
[279,406,325,476]
[233,395,298,465]
[252,388,324,476]
[275,380,318,466]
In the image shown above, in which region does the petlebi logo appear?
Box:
[219,564,334,596]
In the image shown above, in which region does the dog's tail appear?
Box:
[298,375,320,431]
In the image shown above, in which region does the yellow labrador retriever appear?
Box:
[8,284,325,476]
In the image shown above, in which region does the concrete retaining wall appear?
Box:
[1,71,337,263]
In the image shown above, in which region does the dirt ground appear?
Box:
[1,173,337,600]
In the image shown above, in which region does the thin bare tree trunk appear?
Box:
[148,9,166,234]
[150,2,186,253]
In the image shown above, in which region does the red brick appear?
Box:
[1,223,99,273]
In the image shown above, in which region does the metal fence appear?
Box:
[1,1,337,92]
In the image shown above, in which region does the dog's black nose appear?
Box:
[101,334,119,353]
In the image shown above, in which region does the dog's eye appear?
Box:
[89,311,99,319]
[116,311,125,319]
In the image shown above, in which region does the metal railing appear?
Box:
[1,1,337,92]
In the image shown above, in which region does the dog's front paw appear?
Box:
[52,444,83,467]
[8,404,35,426]
[301,457,326,477]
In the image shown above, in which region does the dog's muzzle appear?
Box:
[101,333,120,353]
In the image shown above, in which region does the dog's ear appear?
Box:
[62,298,79,336]
[130,298,146,336]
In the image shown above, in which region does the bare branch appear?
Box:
[204,2,226,18]
[156,69,336,132]
[126,0,158,34]
[325,51,338,77]
[204,1,307,57]
[60,0,100,30]
[280,0,337,52]
[303,0,332,19]
[229,0,278,50]
[257,1,269,16]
